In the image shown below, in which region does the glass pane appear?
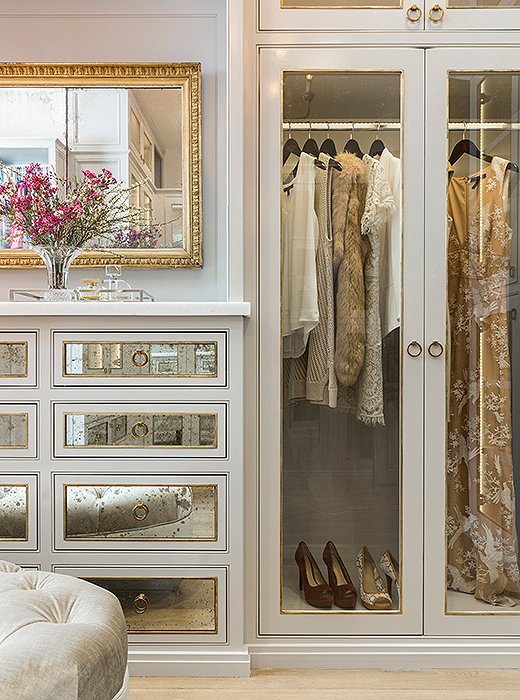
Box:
[143,132,153,170]
[281,0,401,8]
[84,577,217,633]
[0,413,27,448]
[64,412,217,448]
[446,72,520,613]
[448,0,520,8]
[0,342,27,377]
[65,485,217,540]
[281,71,402,613]
[63,341,218,377]
[0,486,27,540]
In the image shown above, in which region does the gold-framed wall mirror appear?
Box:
[0,63,202,268]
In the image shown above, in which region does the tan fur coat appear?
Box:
[331,153,369,387]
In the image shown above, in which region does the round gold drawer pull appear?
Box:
[428,4,444,21]
[131,421,149,439]
[406,340,423,357]
[132,502,149,521]
[131,349,149,367]
[406,4,422,22]
[428,341,444,357]
[133,593,149,614]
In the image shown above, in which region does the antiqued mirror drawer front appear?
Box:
[53,473,227,551]
[0,475,38,550]
[0,404,37,458]
[53,332,227,387]
[0,332,37,386]
[83,577,218,634]
[54,403,227,458]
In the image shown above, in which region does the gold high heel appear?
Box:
[380,549,400,599]
[356,546,392,610]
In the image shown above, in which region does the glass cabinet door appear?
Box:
[425,48,520,635]
[259,0,426,32]
[427,1,520,31]
[259,47,424,636]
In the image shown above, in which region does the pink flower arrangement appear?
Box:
[0,163,142,249]
[112,224,161,249]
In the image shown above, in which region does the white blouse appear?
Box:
[379,147,401,338]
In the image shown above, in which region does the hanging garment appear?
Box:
[447,156,520,605]
[331,152,369,387]
[379,148,401,338]
[287,153,338,407]
[338,154,394,426]
[282,151,319,359]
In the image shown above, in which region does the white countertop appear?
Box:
[0,301,251,317]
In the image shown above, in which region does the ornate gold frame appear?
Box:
[0,62,202,268]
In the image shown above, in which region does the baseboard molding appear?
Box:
[128,649,250,677]
[249,638,520,669]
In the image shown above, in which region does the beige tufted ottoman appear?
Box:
[0,561,129,700]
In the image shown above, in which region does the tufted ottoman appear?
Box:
[0,561,129,700]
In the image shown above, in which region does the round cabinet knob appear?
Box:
[406,4,423,21]
[428,341,444,357]
[131,349,149,367]
[133,592,149,614]
[132,501,150,521]
[131,421,149,439]
[406,340,423,357]
[428,4,445,21]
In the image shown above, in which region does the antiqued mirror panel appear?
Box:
[64,412,217,448]
[446,72,520,614]
[0,342,27,377]
[65,484,217,541]
[0,63,201,267]
[63,341,217,378]
[84,577,217,633]
[281,71,402,613]
[0,485,27,540]
[0,413,28,448]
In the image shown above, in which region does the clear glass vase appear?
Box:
[33,245,82,301]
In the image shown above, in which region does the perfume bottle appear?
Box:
[103,265,131,300]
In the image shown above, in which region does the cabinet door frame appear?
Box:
[425,47,520,636]
[258,46,425,636]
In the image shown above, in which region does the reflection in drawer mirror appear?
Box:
[0,343,27,377]
[0,485,27,540]
[0,414,28,448]
[63,342,218,377]
[64,412,217,448]
[65,485,217,540]
[84,577,217,633]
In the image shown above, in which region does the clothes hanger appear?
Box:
[283,123,301,165]
[320,124,337,157]
[344,123,364,159]
[449,122,518,173]
[302,124,320,158]
[369,123,385,158]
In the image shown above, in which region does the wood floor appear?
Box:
[130,669,520,699]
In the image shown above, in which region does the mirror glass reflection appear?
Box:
[0,485,27,540]
[0,413,27,447]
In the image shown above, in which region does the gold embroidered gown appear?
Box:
[447,156,520,606]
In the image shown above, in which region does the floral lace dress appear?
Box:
[447,156,520,605]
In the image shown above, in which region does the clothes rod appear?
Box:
[282,121,401,131]
[448,122,520,130]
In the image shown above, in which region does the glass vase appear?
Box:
[33,245,82,301]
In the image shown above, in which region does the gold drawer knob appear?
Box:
[133,592,149,614]
[406,340,423,357]
[428,4,444,21]
[132,349,149,367]
[131,421,149,439]
[132,502,149,521]
[428,341,444,357]
[406,4,422,22]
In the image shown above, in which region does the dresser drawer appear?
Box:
[53,402,227,458]
[0,332,37,387]
[0,474,38,550]
[0,404,38,458]
[53,566,227,642]
[53,331,227,387]
[53,473,227,551]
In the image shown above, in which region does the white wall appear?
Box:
[0,0,228,301]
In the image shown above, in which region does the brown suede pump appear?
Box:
[294,541,334,609]
[322,541,358,609]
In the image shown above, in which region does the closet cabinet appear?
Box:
[259,44,520,641]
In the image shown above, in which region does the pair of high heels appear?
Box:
[356,546,399,611]
[295,541,357,609]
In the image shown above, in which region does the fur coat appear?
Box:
[331,153,369,387]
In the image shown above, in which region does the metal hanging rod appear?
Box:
[282,121,401,131]
[448,122,520,130]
